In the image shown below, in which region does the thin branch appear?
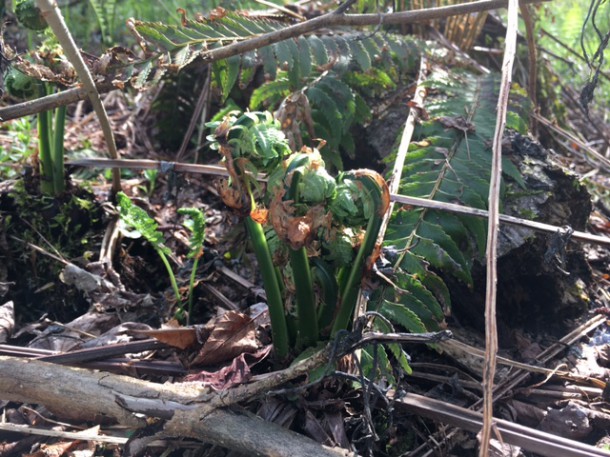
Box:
[65,156,610,248]
[520,4,538,136]
[390,193,610,247]
[533,112,610,170]
[68,157,231,177]
[175,67,212,162]
[0,423,128,445]
[200,0,551,63]
[397,392,610,457]
[0,82,115,122]
[540,27,610,82]
[480,0,519,455]
[35,0,121,194]
[377,56,428,245]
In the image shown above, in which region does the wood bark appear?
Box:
[0,356,355,457]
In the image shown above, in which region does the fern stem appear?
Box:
[312,259,338,333]
[37,87,54,196]
[245,216,289,360]
[52,104,66,195]
[290,247,319,349]
[331,216,376,335]
[331,172,389,336]
[285,169,318,348]
[186,256,199,326]
[156,248,181,304]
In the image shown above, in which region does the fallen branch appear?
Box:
[0,355,353,457]
[200,0,551,63]
[0,82,115,122]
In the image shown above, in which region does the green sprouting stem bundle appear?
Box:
[37,84,66,196]
[52,104,66,194]
[284,168,318,349]
[245,216,290,359]
[11,2,69,196]
[208,110,389,359]
[208,111,292,360]
[37,87,54,196]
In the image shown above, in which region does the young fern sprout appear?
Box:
[116,192,181,308]
[329,171,390,335]
[37,83,67,196]
[178,208,206,325]
[269,151,336,349]
[37,85,55,196]
[208,110,391,359]
[208,111,292,360]
[9,5,69,196]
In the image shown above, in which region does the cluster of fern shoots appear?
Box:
[208,111,391,361]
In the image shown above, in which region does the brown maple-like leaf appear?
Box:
[190,310,260,367]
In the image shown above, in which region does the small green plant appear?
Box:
[210,111,292,359]
[116,192,206,323]
[5,19,69,197]
[11,2,67,196]
[142,169,159,197]
[207,111,399,363]
[0,118,36,178]
[178,207,206,325]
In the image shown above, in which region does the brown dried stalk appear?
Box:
[480,0,519,454]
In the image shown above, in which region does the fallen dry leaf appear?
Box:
[25,439,77,457]
[184,346,271,389]
[190,310,260,366]
[139,327,197,350]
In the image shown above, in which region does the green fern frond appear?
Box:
[250,77,292,109]
[372,314,413,375]
[213,54,241,102]
[178,208,206,259]
[133,13,420,92]
[88,0,106,40]
[378,299,428,334]
[116,192,168,253]
[376,71,528,333]
[387,73,524,277]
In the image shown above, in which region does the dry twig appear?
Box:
[480,0,519,454]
